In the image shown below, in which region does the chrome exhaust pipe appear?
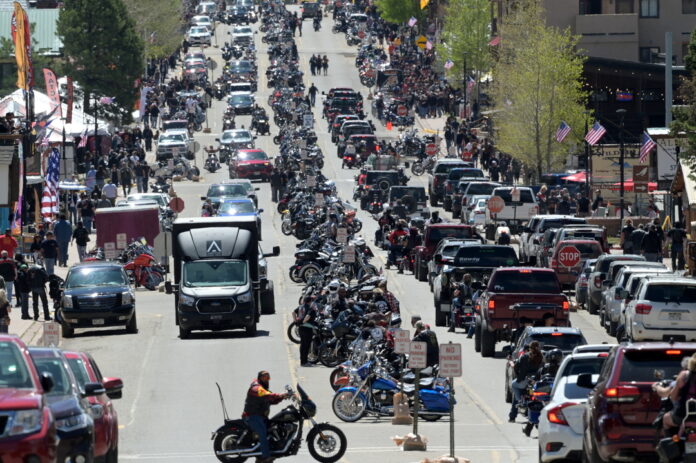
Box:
[216,444,259,456]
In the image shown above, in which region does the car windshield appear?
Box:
[390,188,426,202]
[532,333,586,352]
[428,227,474,243]
[208,184,247,197]
[229,94,253,105]
[233,27,252,34]
[159,134,184,142]
[619,350,696,382]
[490,271,561,293]
[66,268,128,288]
[222,131,251,141]
[219,201,255,215]
[32,358,71,395]
[644,284,696,303]
[66,357,91,388]
[229,61,252,72]
[454,246,519,267]
[128,194,165,206]
[190,27,208,34]
[561,357,606,377]
[238,151,268,161]
[0,342,34,389]
[183,261,247,287]
[465,183,499,195]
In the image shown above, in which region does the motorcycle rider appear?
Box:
[427,210,443,225]
[387,220,409,267]
[509,341,544,423]
[205,145,220,171]
[538,348,563,378]
[413,321,440,367]
[449,273,473,333]
[242,371,292,463]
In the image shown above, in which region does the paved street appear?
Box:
[46,11,617,463]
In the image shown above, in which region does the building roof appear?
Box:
[0,8,61,56]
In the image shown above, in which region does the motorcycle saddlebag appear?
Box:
[420,389,450,413]
[655,437,683,463]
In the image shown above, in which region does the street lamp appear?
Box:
[617,109,627,223]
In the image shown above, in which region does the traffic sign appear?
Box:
[425,143,438,156]
[342,245,355,263]
[635,183,649,193]
[358,30,366,39]
[394,329,411,354]
[397,105,408,117]
[416,35,427,49]
[633,165,649,183]
[303,113,314,129]
[439,343,462,377]
[336,226,348,244]
[487,196,505,214]
[169,197,185,213]
[408,341,428,369]
[43,321,60,346]
[314,192,324,206]
[558,245,581,268]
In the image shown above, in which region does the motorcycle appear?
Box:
[212,384,347,463]
[123,250,164,290]
[205,153,221,173]
[410,155,436,176]
[313,17,321,31]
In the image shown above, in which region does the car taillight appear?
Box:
[487,298,495,314]
[594,276,602,289]
[562,300,569,311]
[433,177,439,187]
[547,402,578,426]
[445,183,452,193]
[604,385,640,403]
[667,350,683,355]
[635,303,652,314]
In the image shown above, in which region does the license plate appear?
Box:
[686,442,696,454]
[669,312,682,321]
[210,315,223,321]
[92,319,105,325]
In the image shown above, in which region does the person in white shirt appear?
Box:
[101,181,118,206]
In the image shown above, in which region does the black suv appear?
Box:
[355,170,407,209]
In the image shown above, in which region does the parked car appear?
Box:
[587,254,646,314]
[64,351,123,463]
[56,261,137,338]
[230,149,273,181]
[0,335,58,463]
[574,258,596,310]
[29,348,99,463]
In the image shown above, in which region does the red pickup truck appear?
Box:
[474,268,570,357]
[412,224,482,282]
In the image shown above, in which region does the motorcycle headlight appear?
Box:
[56,412,90,432]
[8,409,43,436]
[122,292,133,305]
[62,296,73,309]
[237,292,253,303]
[89,404,104,420]
[179,294,195,306]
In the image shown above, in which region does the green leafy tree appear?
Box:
[123,0,183,59]
[491,0,588,179]
[0,23,62,95]
[375,0,422,24]
[57,0,144,117]
[436,0,490,84]
[672,30,696,168]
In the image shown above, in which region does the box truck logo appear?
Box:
[206,240,223,256]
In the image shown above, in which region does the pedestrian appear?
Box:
[641,225,663,262]
[72,221,90,262]
[308,83,318,106]
[0,228,18,257]
[53,214,73,267]
[0,289,10,334]
[142,163,151,193]
[591,189,604,215]
[102,179,118,206]
[29,235,42,264]
[270,169,282,203]
[322,55,329,76]
[134,161,146,193]
[620,219,635,255]
[15,263,30,319]
[40,232,59,276]
[77,194,95,233]
[413,321,439,367]
[668,222,687,270]
[120,165,133,196]
[296,15,302,37]
[576,191,590,217]
[0,251,16,305]
[309,54,316,76]
[27,264,50,321]
[296,296,318,366]
[143,124,154,152]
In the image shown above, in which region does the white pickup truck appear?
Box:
[485,186,538,235]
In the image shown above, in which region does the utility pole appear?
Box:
[665,32,673,126]
[617,109,627,223]
[462,52,468,123]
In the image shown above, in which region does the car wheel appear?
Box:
[106,446,118,463]
[582,434,605,463]
[474,322,481,352]
[179,325,190,339]
[261,281,276,314]
[246,320,258,337]
[480,324,496,358]
[62,323,74,338]
[126,314,138,334]
[434,302,446,327]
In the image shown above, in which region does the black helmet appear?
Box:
[546,348,563,365]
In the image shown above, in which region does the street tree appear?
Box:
[436,0,490,84]
[123,0,183,59]
[672,29,696,168]
[57,0,144,116]
[491,0,588,179]
[375,0,422,24]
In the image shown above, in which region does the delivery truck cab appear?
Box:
[165,216,279,339]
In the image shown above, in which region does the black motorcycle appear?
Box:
[212,384,347,463]
[205,153,221,173]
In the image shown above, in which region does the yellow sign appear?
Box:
[416,35,427,49]
[393,37,401,46]
[420,0,430,8]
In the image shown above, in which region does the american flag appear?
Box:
[555,121,571,143]
[443,59,454,70]
[40,148,60,219]
[640,131,656,163]
[585,121,606,146]
[78,129,88,148]
[466,76,476,95]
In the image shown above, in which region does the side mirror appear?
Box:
[215,138,220,142]
[502,345,512,357]
[254,187,260,191]
[272,246,280,256]
[576,373,597,389]
[200,196,207,201]
[40,372,54,393]
[103,377,124,400]
[258,208,264,213]
[83,382,106,397]
[164,281,173,295]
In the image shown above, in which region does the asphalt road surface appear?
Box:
[58,11,615,463]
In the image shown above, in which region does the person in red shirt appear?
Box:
[0,229,18,258]
[387,220,409,267]
[242,371,291,462]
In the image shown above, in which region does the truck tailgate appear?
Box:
[487,294,568,325]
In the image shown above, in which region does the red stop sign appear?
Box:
[169,197,185,213]
[558,245,581,268]
[425,143,438,156]
[397,105,408,117]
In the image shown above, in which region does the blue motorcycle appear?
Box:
[331,361,453,423]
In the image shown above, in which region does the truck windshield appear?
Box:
[390,188,426,202]
[66,268,128,288]
[183,261,247,287]
[454,246,519,267]
[429,227,474,243]
[0,342,34,389]
[490,271,561,293]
